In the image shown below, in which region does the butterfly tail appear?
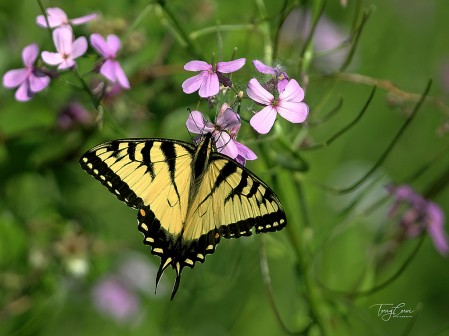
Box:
[155,257,172,294]
[170,261,183,301]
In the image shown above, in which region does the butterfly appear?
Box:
[79,132,286,299]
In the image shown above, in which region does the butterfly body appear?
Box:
[80,133,286,299]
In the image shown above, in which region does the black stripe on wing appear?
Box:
[137,205,221,300]
[79,138,195,210]
[210,154,287,239]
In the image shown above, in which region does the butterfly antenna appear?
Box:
[215,128,233,152]
[186,109,208,144]
[170,262,182,301]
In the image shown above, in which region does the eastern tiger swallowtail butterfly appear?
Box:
[80,132,286,299]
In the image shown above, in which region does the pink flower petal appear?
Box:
[186,110,214,133]
[53,27,73,55]
[182,72,208,94]
[47,7,68,21]
[216,58,246,73]
[71,36,88,59]
[92,277,139,321]
[250,106,277,134]
[106,35,121,58]
[41,51,64,66]
[279,79,305,102]
[22,43,39,67]
[15,80,33,102]
[90,34,110,58]
[216,108,240,130]
[394,185,417,200]
[198,72,219,98]
[427,202,448,256]
[215,133,238,159]
[277,78,288,93]
[184,61,212,72]
[253,60,277,74]
[235,141,257,160]
[36,8,68,28]
[58,58,76,70]
[36,15,49,28]
[276,101,309,123]
[235,155,246,166]
[113,61,130,89]
[29,73,50,92]
[100,59,117,82]
[3,68,29,88]
[246,78,273,105]
[70,13,97,25]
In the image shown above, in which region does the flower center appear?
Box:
[271,99,279,107]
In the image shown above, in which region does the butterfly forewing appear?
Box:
[80,139,195,210]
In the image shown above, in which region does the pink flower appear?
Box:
[216,104,257,165]
[388,184,448,256]
[58,102,92,129]
[90,34,130,89]
[426,202,448,256]
[2,43,50,102]
[41,27,88,69]
[247,78,309,134]
[234,141,258,166]
[92,276,139,322]
[36,7,97,28]
[186,108,244,160]
[182,58,246,98]
[253,60,289,92]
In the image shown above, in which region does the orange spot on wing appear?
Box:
[140,209,146,216]
[215,233,219,239]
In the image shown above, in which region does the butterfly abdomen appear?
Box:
[192,133,214,180]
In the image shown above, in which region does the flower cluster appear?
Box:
[2,7,130,102]
[387,184,448,256]
[182,58,309,164]
[186,104,257,166]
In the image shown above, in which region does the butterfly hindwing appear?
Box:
[183,153,286,245]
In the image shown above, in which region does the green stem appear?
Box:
[303,86,375,150]
[100,104,128,138]
[259,239,313,335]
[272,0,290,60]
[299,0,326,73]
[334,79,432,195]
[308,96,343,127]
[37,0,52,40]
[190,24,254,39]
[157,0,204,60]
[123,3,155,42]
[401,303,423,336]
[257,144,329,336]
[316,233,425,298]
[340,7,373,72]
[350,0,364,33]
[74,70,98,109]
[255,0,273,62]
[423,160,449,199]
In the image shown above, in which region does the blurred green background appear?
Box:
[1,0,449,335]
